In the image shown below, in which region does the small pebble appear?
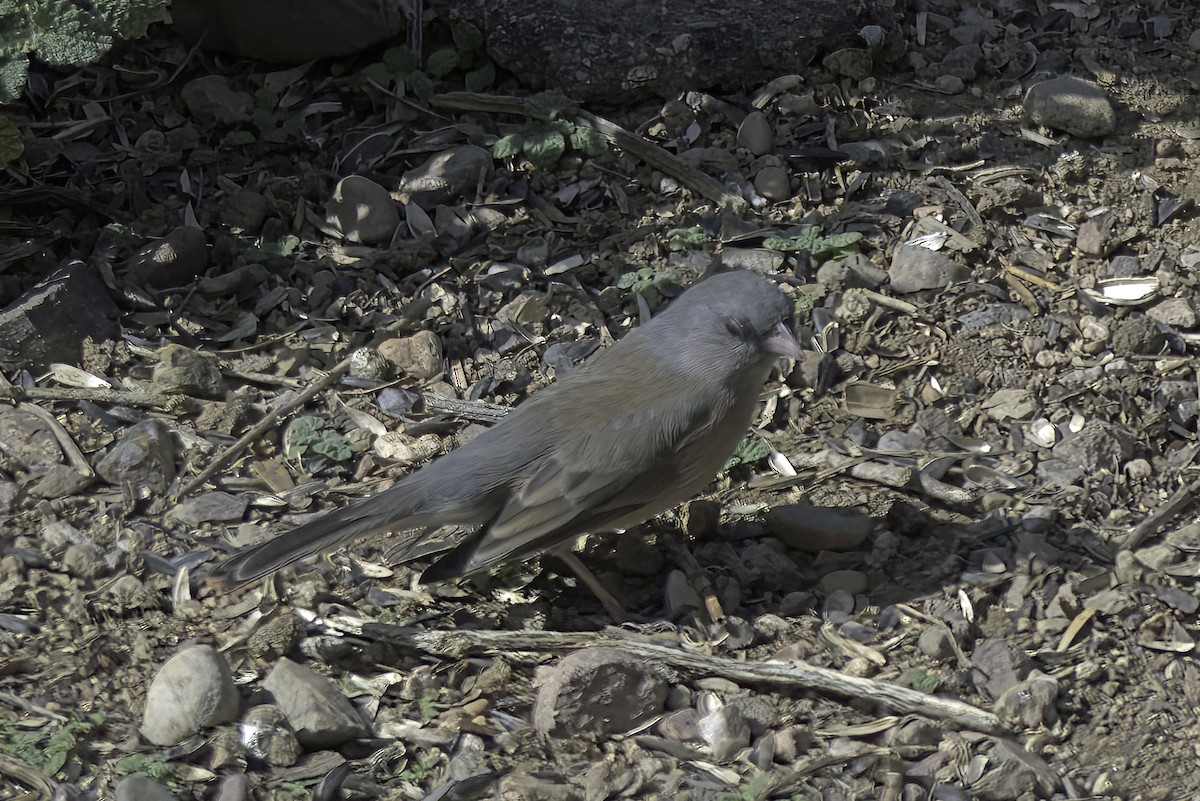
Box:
[1147,297,1197,329]
[141,645,240,746]
[378,331,444,380]
[1023,75,1116,138]
[736,111,773,156]
[326,175,399,244]
[533,647,668,740]
[115,775,176,801]
[934,74,965,94]
[819,569,868,596]
[765,505,873,552]
[753,165,791,202]
[918,627,957,661]
[262,658,370,748]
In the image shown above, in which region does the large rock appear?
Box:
[174,0,900,102]
[0,261,120,370]
[171,0,411,62]
[141,645,240,746]
[434,0,901,102]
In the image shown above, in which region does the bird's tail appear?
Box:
[211,491,429,586]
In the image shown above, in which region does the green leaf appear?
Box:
[764,227,863,259]
[490,133,523,160]
[426,47,459,78]
[522,129,566,169]
[263,234,300,257]
[813,231,863,259]
[907,668,942,694]
[824,231,863,249]
[452,21,484,53]
[764,227,820,254]
[650,270,678,289]
[29,0,110,66]
[311,436,352,462]
[406,70,433,101]
[568,122,607,157]
[382,45,416,73]
[254,87,279,111]
[616,267,659,290]
[0,7,33,60]
[0,55,27,103]
[360,61,392,87]
[763,236,798,252]
[224,129,257,147]
[664,226,707,251]
[526,90,573,122]
[793,227,821,251]
[793,292,819,314]
[92,0,168,39]
[249,108,277,134]
[464,61,494,93]
[724,436,770,471]
[284,415,325,459]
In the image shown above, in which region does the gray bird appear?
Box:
[213,270,801,594]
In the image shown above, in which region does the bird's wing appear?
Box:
[423,384,731,579]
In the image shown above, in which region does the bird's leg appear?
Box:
[550,547,627,623]
[657,530,727,626]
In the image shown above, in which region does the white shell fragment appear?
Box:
[767,448,797,477]
[48,363,113,388]
[1080,276,1161,306]
[1027,418,1058,448]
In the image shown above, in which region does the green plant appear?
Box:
[401,752,440,782]
[361,46,433,104]
[717,770,773,801]
[792,291,821,314]
[0,712,43,768]
[723,436,770,472]
[764,227,863,260]
[430,20,494,92]
[416,695,438,720]
[664,226,708,251]
[906,668,943,694]
[0,711,107,778]
[248,86,308,144]
[0,0,168,103]
[0,113,21,166]
[115,753,174,782]
[284,415,353,464]
[361,21,493,110]
[616,267,679,312]
[489,90,607,169]
[260,233,300,258]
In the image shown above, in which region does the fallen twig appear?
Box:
[0,383,183,411]
[430,92,744,208]
[326,621,1005,734]
[0,752,57,798]
[1119,476,1200,551]
[422,394,510,424]
[175,356,355,500]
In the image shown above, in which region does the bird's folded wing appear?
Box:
[449,392,724,573]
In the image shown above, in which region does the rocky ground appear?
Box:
[4,1,1200,800]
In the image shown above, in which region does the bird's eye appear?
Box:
[725,318,750,338]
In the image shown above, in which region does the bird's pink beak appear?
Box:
[764,321,803,359]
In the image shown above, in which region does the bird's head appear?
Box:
[651,270,802,374]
